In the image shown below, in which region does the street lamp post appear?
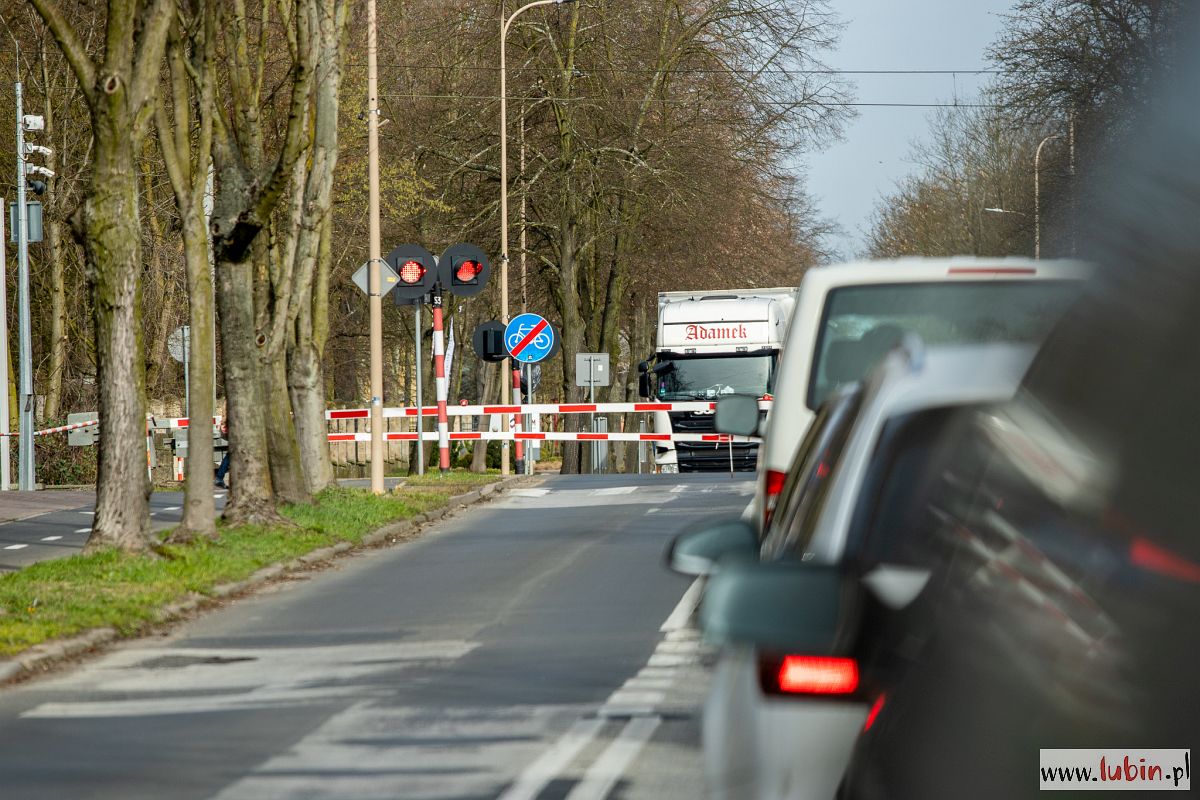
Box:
[1034,134,1062,260]
[500,0,574,476]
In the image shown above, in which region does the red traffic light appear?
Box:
[438,243,490,297]
[455,259,483,283]
[399,260,426,284]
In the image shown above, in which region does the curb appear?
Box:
[0,473,538,687]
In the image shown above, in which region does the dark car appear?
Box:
[841,27,1200,799]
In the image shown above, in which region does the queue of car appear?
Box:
[665,245,1198,796]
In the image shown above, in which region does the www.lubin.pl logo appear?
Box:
[1039,749,1191,790]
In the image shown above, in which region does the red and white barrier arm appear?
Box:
[0,419,100,437]
[326,399,773,420]
[328,430,758,444]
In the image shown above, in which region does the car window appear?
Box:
[760,385,863,560]
[808,281,1079,409]
[849,406,982,568]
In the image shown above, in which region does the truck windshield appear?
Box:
[808,280,1079,409]
[655,354,774,400]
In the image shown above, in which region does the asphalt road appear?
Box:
[0,473,750,799]
[0,490,230,571]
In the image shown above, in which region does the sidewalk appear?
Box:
[0,489,96,525]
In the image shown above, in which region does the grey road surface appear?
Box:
[0,491,229,571]
[0,473,746,799]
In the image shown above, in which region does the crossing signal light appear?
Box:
[387,244,437,302]
[439,243,490,298]
[399,260,426,284]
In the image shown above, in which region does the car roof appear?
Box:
[799,257,1093,290]
[803,340,1037,564]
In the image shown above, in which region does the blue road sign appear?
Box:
[505,313,556,363]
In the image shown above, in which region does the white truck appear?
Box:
[639,288,798,472]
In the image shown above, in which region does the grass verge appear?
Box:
[0,470,503,660]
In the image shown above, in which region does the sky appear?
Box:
[806,0,1015,259]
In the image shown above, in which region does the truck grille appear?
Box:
[668,411,758,472]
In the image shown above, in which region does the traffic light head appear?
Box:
[439,243,491,298]
[387,243,438,302]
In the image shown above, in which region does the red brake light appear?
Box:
[399,260,426,284]
[777,655,859,695]
[1129,537,1200,583]
[455,259,482,282]
[762,469,787,529]
[863,693,886,731]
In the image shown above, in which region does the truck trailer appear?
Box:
[639,287,797,472]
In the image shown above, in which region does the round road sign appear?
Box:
[504,313,556,363]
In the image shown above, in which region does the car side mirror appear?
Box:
[665,518,758,576]
[638,371,652,399]
[701,559,853,651]
[715,394,760,437]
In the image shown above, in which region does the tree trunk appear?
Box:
[214,231,280,525]
[177,212,216,539]
[289,212,335,494]
[84,133,152,552]
[40,49,67,423]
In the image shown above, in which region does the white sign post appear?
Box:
[168,325,191,419]
[575,353,611,473]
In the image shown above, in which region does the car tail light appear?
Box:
[762,468,786,529]
[764,655,860,696]
[863,693,886,731]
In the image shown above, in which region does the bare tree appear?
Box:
[28,0,173,552]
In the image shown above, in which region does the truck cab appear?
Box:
[642,288,796,472]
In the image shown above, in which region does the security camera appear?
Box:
[25,164,55,179]
[24,143,52,158]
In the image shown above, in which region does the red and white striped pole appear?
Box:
[431,290,451,473]
[511,362,524,472]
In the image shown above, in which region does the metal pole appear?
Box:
[366,0,385,493]
[431,290,450,474]
[183,326,190,421]
[0,194,9,490]
[511,361,524,473]
[1034,134,1061,261]
[501,0,566,479]
[415,303,424,475]
[499,9,511,477]
[16,81,35,490]
[589,361,596,473]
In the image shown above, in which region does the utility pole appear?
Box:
[1,193,9,491]
[15,82,36,491]
[366,0,385,493]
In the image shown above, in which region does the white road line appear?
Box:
[645,508,660,514]
[670,484,687,493]
[497,717,606,800]
[593,486,637,496]
[74,528,92,534]
[660,577,704,632]
[4,543,28,550]
[564,716,663,800]
[79,511,95,515]
[40,536,62,542]
[162,506,181,512]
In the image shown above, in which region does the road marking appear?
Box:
[74,528,92,534]
[78,511,95,515]
[497,717,606,800]
[510,488,551,498]
[670,484,688,493]
[214,493,225,499]
[645,508,660,515]
[40,536,62,542]
[564,716,662,800]
[660,577,704,632]
[4,543,28,550]
[593,486,636,496]
[162,506,181,512]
